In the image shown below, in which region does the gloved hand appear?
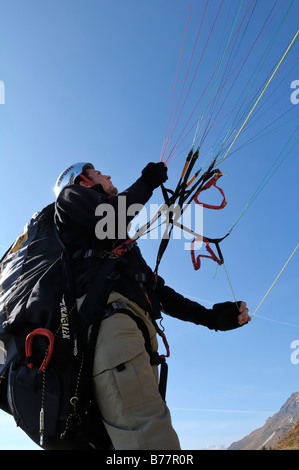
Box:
[140,162,168,189]
[213,301,250,331]
[155,278,250,332]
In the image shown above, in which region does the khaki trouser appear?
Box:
[81,291,180,450]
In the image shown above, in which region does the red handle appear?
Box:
[25,328,55,372]
[194,171,227,210]
[191,237,223,271]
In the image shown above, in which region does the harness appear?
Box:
[72,243,170,401]
[6,238,170,450]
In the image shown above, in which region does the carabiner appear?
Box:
[25,328,55,372]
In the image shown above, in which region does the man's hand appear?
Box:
[238,301,251,325]
[212,300,251,331]
[140,162,168,189]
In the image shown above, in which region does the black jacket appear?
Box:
[55,178,241,331]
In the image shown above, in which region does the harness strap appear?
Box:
[112,239,136,256]
[72,239,136,261]
[103,301,127,319]
[72,249,108,260]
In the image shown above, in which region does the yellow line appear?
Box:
[252,243,299,317]
[219,29,299,165]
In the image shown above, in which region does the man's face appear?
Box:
[82,169,118,196]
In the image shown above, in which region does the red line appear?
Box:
[165,0,258,163]
[165,0,224,165]
[163,0,210,162]
[160,0,193,161]
[166,0,289,163]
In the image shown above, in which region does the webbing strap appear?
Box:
[154,153,229,276]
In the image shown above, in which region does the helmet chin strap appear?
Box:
[78,173,95,187]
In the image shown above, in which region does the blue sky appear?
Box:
[0,0,298,450]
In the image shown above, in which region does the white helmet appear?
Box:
[54,162,94,197]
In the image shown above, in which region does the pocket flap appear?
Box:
[93,337,146,375]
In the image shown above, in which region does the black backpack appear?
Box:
[0,203,112,449]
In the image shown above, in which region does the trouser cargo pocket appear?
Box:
[92,311,180,450]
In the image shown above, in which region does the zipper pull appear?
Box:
[73,336,78,356]
[39,407,44,446]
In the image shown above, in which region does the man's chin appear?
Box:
[110,187,118,196]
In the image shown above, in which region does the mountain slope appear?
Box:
[228,392,299,450]
[274,419,299,450]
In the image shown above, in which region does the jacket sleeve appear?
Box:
[156,279,243,332]
[156,282,218,330]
